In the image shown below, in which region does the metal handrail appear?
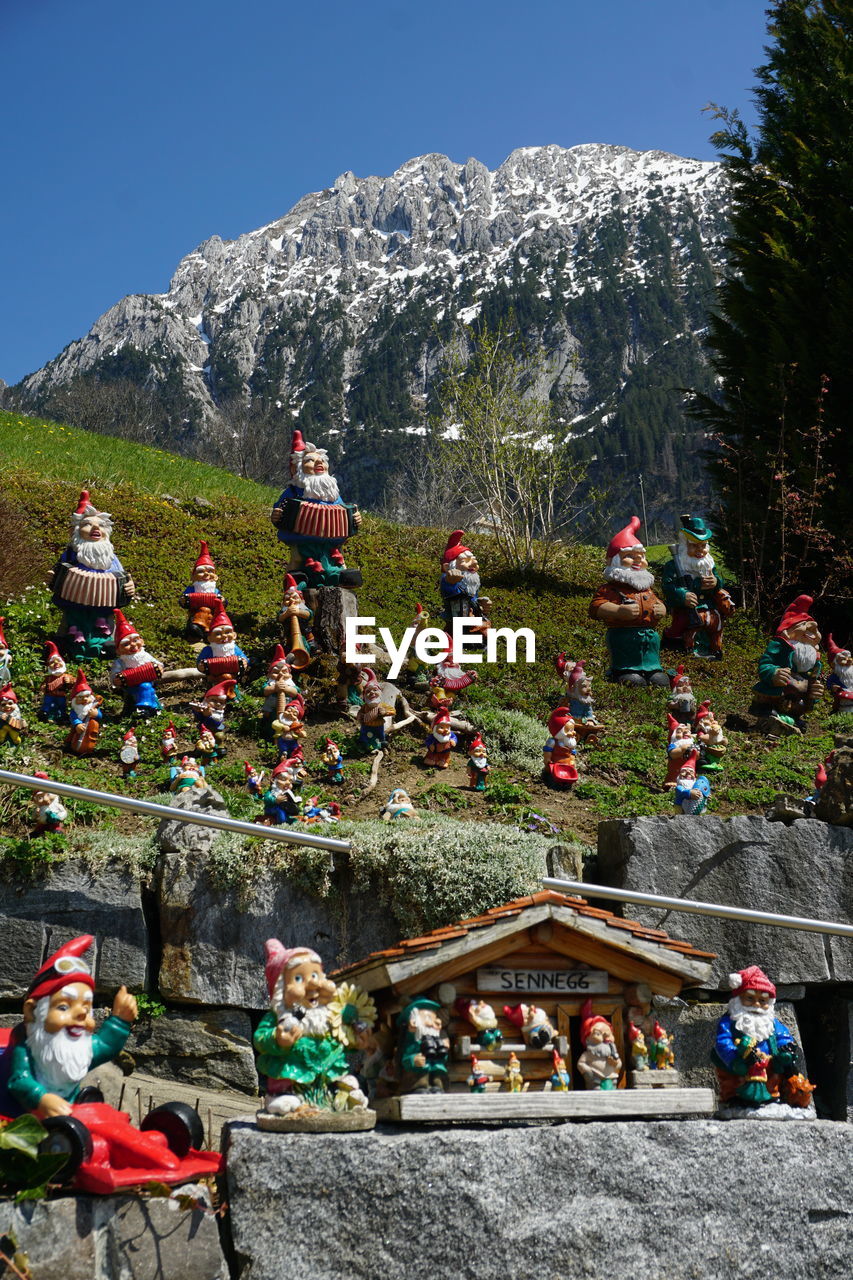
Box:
[541,876,853,939]
[0,768,351,853]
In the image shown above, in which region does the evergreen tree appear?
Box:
[694,0,853,618]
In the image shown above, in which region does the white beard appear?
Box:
[71,697,97,718]
[72,532,116,571]
[459,570,481,595]
[117,648,153,668]
[585,1040,619,1061]
[432,728,452,743]
[299,471,340,502]
[211,642,236,657]
[672,735,694,749]
[605,562,655,591]
[674,546,715,578]
[300,1005,331,1036]
[192,579,216,592]
[555,731,576,748]
[790,642,818,673]
[27,1019,94,1093]
[833,662,853,690]
[730,998,776,1043]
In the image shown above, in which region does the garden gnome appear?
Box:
[503,1003,556,1050]
[273,697,306,761]
[118,728,139,778]
[270,429,362,587]
[629,1023,649,1072]
[109,610,163,719]
[180,541,224,640]
[550,1050,571,1091]
[467,1055,489,1093]
[662,514,735,658]
[455,998,503,1050]
[0,618,10,685]
[710,966,814,1116]
[380,788,420,821]
[577,1000,622,1090]
[30,773,68,836]
[48,490,135,658]
[424,707,457,768]
[694,701,728,771]
[169,755,206,793]
[542,707,578,787]
[197,605,248,688]
[467,733,490,790]
[253,942,366,1114]
[194,725,221,766]
[397,998,450,1094]
[672,753,711,814]
[556,656,605,743]
[321,738,344,785]
[750,595,823,733]
[0,934,137,1119]
[189,677,236,747]
[826,636,853,713]
[666,666,696,725]
[277,575,314,666]
[588,516,667,686]
[0,685,27,746]
[259,760,302,825]
[439,531,490,637]
[244,762,265,799]
[664,715,696,788]
[65,669,102,756]
[648,1022,676,1070]
[160,721,178,764]
[40,642,75,723]
[505,1052,526,1093]
[261,645,299,735]
[357,678,393,751]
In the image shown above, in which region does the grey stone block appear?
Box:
[224,1117,853,1280]
[0,859,147,997]
[126,1009,257,1095]
[0,1197,96,1280]
[156,785,230,858]
[594,816,853,986]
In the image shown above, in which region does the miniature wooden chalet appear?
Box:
[335,890,717,1121]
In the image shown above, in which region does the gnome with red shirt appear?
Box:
[109,610,163,718]
[0,935,137,1119]
[180,541,224,640]
[40,642,75,723]
[588,516,667,686]
[197,605,248,688]
[750,594,823,733]
[0,684,27,746]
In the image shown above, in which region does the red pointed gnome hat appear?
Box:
[606,516,643,561]
[290,429,306,459]
[267,644,289,674]
[205,677,237,701]
[670,664,688,690]
[43,641,63,666]
[112,610,138,646]
[547,706,574,737]
[827,634,850,662]
[815,759,829,790]
[469,733,486,753]
[162,721,177,739]
[263,939,322,998]
[502,1003,526,1029]
[70,668,92,698]
[728,966,776,999]
[666,712,682,737]
[209,604,235,633]
[27,935,95,1002]
[432,707,452,727]
[694,699,712,723]
[33,771,50,782]
[74,490,95,517]
[567,658,585,689]
[555,651,569,677]
[193,541,215,573]
[454,997,473,1022]
[0,617,7,650]
[678,750,700,776]
[776,594,815,635]
[122,727,137,742]
[629,1023,643,1043]
[0,684,17,704]
[580,998,611,1044]
[282,574,303,597]
[442,529,470,565]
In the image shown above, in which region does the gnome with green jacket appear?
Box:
[749,595,823,735]
[661,514,735,659]
[397,998,450,1094]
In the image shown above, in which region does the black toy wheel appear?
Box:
[75,1085,105,1104]
[140,1101,204,1156]
[39,1115,93,1182]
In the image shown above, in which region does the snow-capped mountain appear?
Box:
[19,144,730,517]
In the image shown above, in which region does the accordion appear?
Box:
[117,662,161,688]
[53,561,130,609]
[184,592,222,612]
[202,655,242,678]
[278,497,357,542]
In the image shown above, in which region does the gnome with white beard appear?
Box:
[48,491,136,658]
[711,966,814,1116]
[589,516,668,687]
[826,635,853,714]
[270,430,362,588]
[750,595,823,734]
[661,514,735,659]
[0,935,137,1119]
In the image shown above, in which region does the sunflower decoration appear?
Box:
[328,982,377,1047]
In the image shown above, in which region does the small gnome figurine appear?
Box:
[0,618,10,686]
[750,594,823,734]
[39,642,75,723]
[648,1021,676,1070]
[550,1050,571,1092]
[0,685,27,746]
[504,1052,527,1093]
[197,605,248,688]
[30,772,68,836]
[694,701,728,772]
[664,715,697,788]
[542,707,578,787]
[321,738,344,785]
[380,788,420,821]
[189,678,236,748]
[826,635,853,713]
[666,666,696,725]
[259,759,302,825]
[261,646,299,736]
[397,998,450,1094]
[118,727,139,778]
[277,574,314,666]
[109,611,163,719]
[503,1003,556,1051]
[273,697,306,761]
[65,669,102,756]
[454,998,503,1050]
[180,541,224,640]
[466,733,490,790]
[629,1023,649,1072]
[195,725,221,766]
[160,721,178,765]
[672,752,711,815]
[467,1054,489,1093]
[357,678,394,752]
[577,1000,622,1090]
[556,656,605,744]
[424,708,457,769]
[244,761,266,799]
[169,755,207,794]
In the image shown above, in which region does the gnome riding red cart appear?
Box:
[0,936,221,1192]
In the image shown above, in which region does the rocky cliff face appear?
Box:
[19,144,730,515]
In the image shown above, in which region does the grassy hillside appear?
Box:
[0,410,841,909]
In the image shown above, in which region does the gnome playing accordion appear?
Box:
[49,491,136,659]
[270,430,362,588]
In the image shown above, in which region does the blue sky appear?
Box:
[0,0,769,387]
